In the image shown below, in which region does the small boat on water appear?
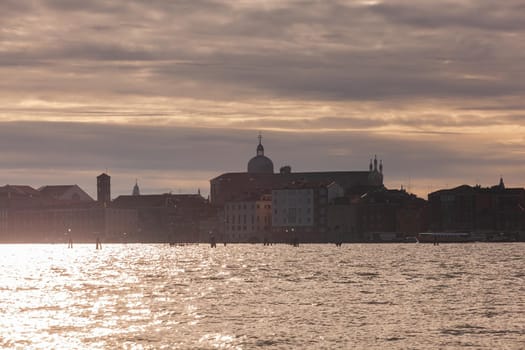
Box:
[416,232,475,243]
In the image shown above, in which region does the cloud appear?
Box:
[370,1,525,31]
[0,121,524,200]
[0,1,524,198]
[2,0,524,102]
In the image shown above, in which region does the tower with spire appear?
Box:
[132,180,140,196]
[367,155,384,186]
[256,132,264,156]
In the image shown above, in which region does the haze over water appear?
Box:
[1,243,524,349]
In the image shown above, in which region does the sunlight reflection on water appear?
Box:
[0,243,524,349]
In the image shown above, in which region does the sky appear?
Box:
[1,0,524,199]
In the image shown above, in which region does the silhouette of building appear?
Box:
[210,136,384,206]
[0,181,137,243]
[112,192,216,242]
[97,173,111,207]
[428,178,525,238]
[5,207,137,243]
[326,187,427,242]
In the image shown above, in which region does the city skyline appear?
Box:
[1,1,524,198]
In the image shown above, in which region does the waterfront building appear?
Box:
[112,192,216,242]
[210,137,384,206]
[271,182,332,242]
[0,182,136,242]
[428,178,525,237]
[0,208,7,237]
[6,207,137,243]
[326,197,359,242]
[356,188,427,241]
[326,187,427,242]
[224,193,272,243]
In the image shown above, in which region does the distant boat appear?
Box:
[416,232,475,243]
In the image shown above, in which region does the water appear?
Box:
[0,243,524,349]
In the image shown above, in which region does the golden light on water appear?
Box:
[2,243,524,349]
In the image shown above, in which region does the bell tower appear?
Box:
[97,173,111,207]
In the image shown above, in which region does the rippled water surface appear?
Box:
[0,243,524,349]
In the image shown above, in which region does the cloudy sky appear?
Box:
[1,0,524,199]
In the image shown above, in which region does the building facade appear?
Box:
[224,194,272,242]
[326,188,428,242]
[5,207,137,243]
[272,183,330,242]
[0,209,7,238]
[428,179,525,237]
[112,193,217,242]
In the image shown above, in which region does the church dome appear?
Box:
[248,155,274,174]
[247,135,274,174]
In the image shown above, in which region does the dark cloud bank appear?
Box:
[1,0,524,101]
[0,121,522,197]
